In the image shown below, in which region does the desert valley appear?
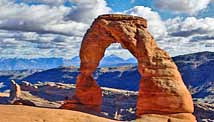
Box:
[0,51,214,122]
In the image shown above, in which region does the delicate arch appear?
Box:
[61,14,195,120]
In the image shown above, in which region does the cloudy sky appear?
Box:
[0,0,214,59]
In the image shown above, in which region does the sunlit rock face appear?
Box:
[60,14,195,121]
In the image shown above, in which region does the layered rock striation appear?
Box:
[61,14,195,121]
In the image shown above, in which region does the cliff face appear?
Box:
[173,51,214,87]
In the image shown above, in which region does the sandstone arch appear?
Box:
[61,14,195,121]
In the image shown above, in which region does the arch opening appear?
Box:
[96,43,140,91]
[99,43,137,67]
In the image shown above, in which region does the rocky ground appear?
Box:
[1,81,213,122]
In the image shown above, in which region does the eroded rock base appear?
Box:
[60,73,102,112]
[60,100,101,113]
[136,113,196,122]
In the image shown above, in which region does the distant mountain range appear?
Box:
[0,51,213,96]
[0,58,66,71]
[0,54,137,71]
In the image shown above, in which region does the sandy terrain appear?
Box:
[0,105,116,122]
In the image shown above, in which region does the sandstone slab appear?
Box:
[0,105,116,122]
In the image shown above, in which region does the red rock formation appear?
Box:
[20,81,38,92]
[9,80,21,102]
[61,14,195,121]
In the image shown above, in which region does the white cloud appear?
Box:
[0,1,88,36]
[0,0,111,43]
[66,0,111,24]
[124,6,167,39]
[158,16,214,56]
[0,0,113,59]
[0,30,82,58]
[0,0,213,59]
[10,0,66,6]
[158,36,214,57]
[0,0,112,59]
[155,0,212,15]
[165,17,214,37]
